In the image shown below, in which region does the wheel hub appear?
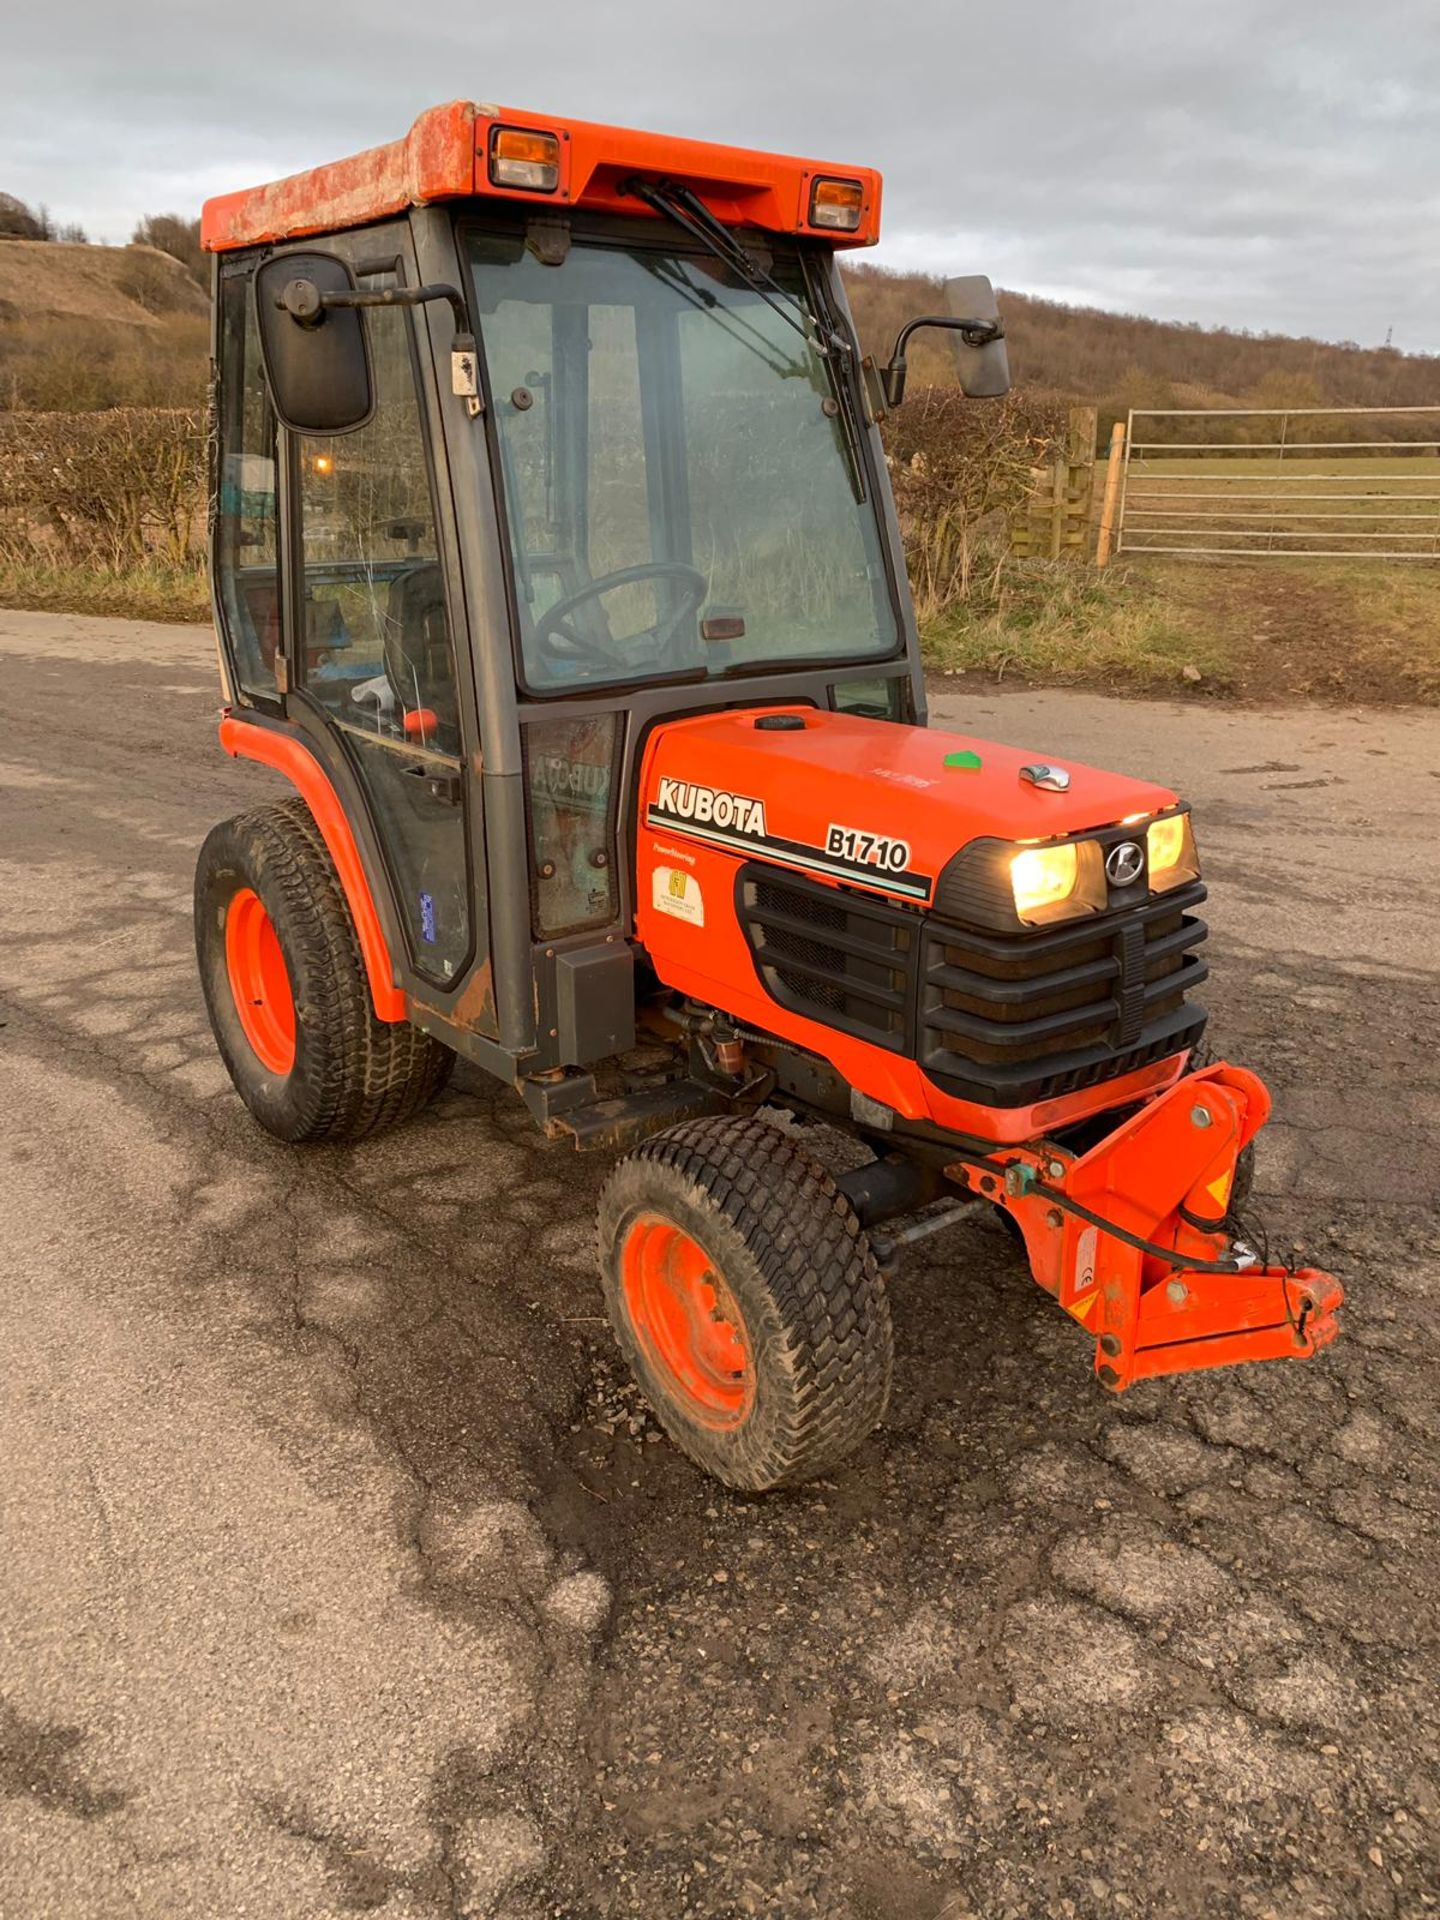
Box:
[620,1215,753,1428]
[224,886,297,1076]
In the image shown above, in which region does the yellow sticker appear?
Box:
[652,865,704,927]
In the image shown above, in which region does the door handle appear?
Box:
[400,764,463,807]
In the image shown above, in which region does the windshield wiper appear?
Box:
[643,253,799,381]
[621,178,850,359]
[623,177,867,503]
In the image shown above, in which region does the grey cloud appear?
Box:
[4,0,1438,349]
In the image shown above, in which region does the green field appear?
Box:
[1113,451,1440,559]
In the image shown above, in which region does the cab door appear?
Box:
[282,229,487,1013]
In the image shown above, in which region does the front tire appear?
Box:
[195,797,452,1144]
[597,1117,892,1490]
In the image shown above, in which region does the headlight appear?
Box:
[1009,839,1107,926]
[1011,843,1076,918]
[935,816,1199,933]
[1147,811,1200,892]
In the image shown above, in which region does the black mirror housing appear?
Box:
[943,275,1011,398]
[254,250,374,436]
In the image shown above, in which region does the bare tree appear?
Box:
[131,213,205,285]
[0,192,44,240]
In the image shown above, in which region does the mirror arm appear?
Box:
[879,314,1006,409]
[276,276,470,346]
[275,277,482,414]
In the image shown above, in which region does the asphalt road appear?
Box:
[2,607,1438,1920]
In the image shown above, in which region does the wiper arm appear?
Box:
[623,176,867,503]
[622,178,849,360]
[643,252,799,381]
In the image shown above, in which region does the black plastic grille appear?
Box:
[736,867,1209,1107]
[919,880,1209,1104]
[738,871,916,1049]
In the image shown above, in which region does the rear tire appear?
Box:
[597,1116,892,1491]
[195,797,452,1144]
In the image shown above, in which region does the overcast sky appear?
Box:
[6,0,1440,351]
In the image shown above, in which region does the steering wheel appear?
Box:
[532,562,709,674]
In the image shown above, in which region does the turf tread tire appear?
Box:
[195,797,452,1144]
[597,1116,892,1490]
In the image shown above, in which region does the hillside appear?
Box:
[0,238,207,409]
[842,264,1440,430]
[6,233,1439,423]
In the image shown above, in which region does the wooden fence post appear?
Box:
[1011,406,1097,560]
[1096,419,1126,566]
[1048,452,1067,559]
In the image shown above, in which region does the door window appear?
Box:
[295,273,472,983]
[215,265,281,701]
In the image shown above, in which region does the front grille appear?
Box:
[919,880,1209,1105]
[737,870,916,1049]
[735,866,1209,1109]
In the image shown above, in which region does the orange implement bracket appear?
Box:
[219,716,406,1023]
[957,1062,1342,1390]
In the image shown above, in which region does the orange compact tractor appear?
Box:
[196,102,1341,1488]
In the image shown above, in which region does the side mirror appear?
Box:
[874,274,1011,410]
[254,250,374,436]
[944,275,1011,399]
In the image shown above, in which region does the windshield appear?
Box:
[467,229,900,693]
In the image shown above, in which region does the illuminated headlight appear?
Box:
[1146,811,1200,892]
[808,177,865,232]
[489,126,561,193]
[936,816,1200,933]
[1009,839,1107,926]
[1011,843,1077,918]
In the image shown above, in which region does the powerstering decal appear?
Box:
[646,783,933,902]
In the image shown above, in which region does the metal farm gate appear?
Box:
[1117,406,1440,559]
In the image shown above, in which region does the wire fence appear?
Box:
[1117,406,1440,560]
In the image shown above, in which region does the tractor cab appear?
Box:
[196,103,1340,1491]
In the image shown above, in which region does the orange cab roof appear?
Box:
[201,100,883,254]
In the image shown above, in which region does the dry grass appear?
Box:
[923,548,1440,703]
[0,237,208,409]
[0,558,208,623]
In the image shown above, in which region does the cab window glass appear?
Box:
[524,715,619,935]
[832,677,910,722]
[215,268,280,700]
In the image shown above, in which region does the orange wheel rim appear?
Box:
[224,887,296,1076]
[620,1215,753,1429]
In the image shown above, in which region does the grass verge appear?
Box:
[0,562,208,624]
[922,553,1440,704]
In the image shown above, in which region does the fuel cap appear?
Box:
[753,713,807,731]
